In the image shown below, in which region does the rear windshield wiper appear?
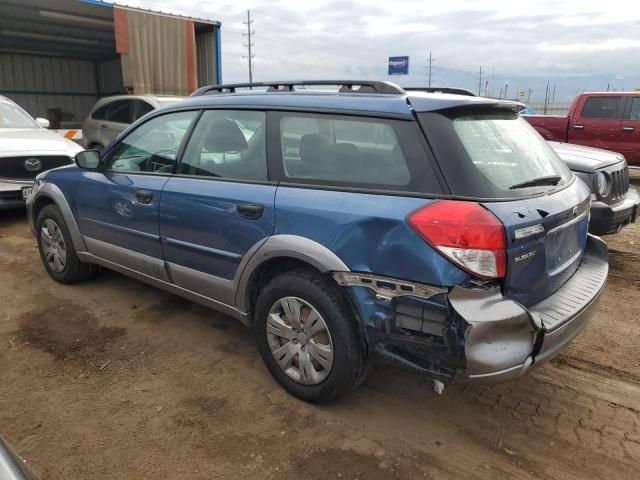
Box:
[509,175,561,190]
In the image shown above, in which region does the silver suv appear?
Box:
[82,95,183,149]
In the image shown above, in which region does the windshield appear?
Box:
[0,101,38,128]
[419,109,572,198]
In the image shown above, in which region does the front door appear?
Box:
[619,96,640,166]
[159,109,275,305]
[569,95,624,151]
[76,110,199,279]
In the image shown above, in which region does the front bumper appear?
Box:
[589,186,639,235]
[0,180,30,211]
[451,234,608,382]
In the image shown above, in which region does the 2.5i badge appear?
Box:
[514,250,536,263]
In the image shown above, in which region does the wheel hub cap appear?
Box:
[266,296,334,385]
[41,219,67,273]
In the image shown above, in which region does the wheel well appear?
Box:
[31,195,55,226]
[246,257,325,316]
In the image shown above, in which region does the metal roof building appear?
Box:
[0,0,222,127]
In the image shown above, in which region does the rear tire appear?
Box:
[36,204,96,284]
[254,269,368,404]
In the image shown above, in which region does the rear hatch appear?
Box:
[418,106,591,306]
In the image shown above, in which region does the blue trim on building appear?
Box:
[76,0,113,8]
[215,26,222,84]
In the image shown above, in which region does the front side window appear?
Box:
[0,101,37,128]
[132,100,154,121]
[104,111,198,174]
[279,114,411,186]
[581,96,622,119]
[628,97,640,121]
[178,110,267,181]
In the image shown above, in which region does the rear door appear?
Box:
[569,95,624,151]
[76,110,199,279]
[619,96,640,165]
[159,109,275,305]
[100,99,134,146]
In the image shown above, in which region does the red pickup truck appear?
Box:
[523,92,640,165]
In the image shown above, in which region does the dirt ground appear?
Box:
[1,193,639,479]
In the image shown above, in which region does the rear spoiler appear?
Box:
[408,95,525,113]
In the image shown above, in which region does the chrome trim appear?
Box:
[333,272,447,301]
[546,210,588,235]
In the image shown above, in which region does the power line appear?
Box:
[242,9,255,85]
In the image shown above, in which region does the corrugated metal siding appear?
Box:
[98,57,125,95]
[196,28,216,87]
[0,53,98,124]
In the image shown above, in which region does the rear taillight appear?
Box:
[407,200,506,279]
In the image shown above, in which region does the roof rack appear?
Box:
[404,87,476,97]
[190,80,405,96]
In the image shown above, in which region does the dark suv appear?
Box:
[27,81,608,403]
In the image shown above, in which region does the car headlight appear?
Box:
[596,172,609,196]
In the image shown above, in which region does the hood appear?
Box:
[549,141,624,173]
[0,128,83,158]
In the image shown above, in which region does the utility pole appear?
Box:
[485,80,489,97]
[242,9,255,86]
[478,66,484,96]
[491,67,495,97]
[543,80,550,114]
[552,84,556,102]
[427,50,434,88]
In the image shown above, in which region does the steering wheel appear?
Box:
[144,148,177,172]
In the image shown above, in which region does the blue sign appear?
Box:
[388,56,409,75]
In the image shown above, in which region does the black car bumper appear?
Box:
[589,186,640,235]
[0,181,29,211]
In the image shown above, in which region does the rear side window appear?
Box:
[279,114,410,186]
[106,100,133,124]
[91,104,109,120]
[419,109,572,199]
[581,96,622,119]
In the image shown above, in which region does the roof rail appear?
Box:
[405,87,476,97]
[190,80,405,96]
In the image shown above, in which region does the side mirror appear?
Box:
[35,117,50,128]
[75,150,101,170]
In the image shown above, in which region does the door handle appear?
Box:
[237,203,264,220]
[100,124,108,128]
[623,126,635,132]
[135,190,153,204]
[573,124,584,130]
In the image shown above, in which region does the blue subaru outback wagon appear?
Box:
[27,81,609,403]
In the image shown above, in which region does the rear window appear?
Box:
[581,96,622,119]
[419,109,572,199]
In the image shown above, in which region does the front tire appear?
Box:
[255,269,368,404]
[36,205,96,284]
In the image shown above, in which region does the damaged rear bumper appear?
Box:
[452,234,608,382]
